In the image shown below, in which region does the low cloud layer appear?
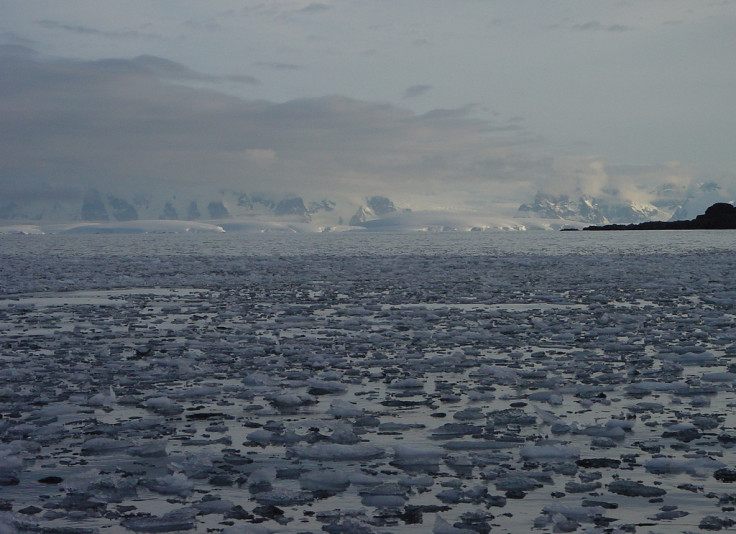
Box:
[0,46,732,215]
[0,50,550,209]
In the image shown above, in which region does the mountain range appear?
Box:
[0,181,733,233]
[516,182,734,225]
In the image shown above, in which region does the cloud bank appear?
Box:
[0,46,732,216]
[0,49,549,209]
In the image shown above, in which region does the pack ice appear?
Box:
[0,237,735,532]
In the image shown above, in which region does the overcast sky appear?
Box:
[2,0,735,211]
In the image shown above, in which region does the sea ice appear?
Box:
[3,238,736,533]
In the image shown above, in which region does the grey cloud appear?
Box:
[0,43,37,57]
[90,55,259,85]
[573,21,631,32]
[0,50,543,205]
[256,61,304,71]
[0,30,38,48]
[37,20,155,39]
[298,4,333,15]
[2,184,80,204]
[404,84,432,99]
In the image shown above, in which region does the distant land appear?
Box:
[583,203,736,231]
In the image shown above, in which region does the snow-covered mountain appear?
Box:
[517,193,667,225]
[668,182,733,221]
[0,188,345,225]
[3,181,733,234]
[0,187,591,234]
[517,182,735,225]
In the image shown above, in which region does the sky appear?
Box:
[2,0,735,213]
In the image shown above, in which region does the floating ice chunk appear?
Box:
[608,479,666,497]
[348,472,384,486]
[361,494,406,507]
[248,467,276,487]
[388,377,424,390]
[702,371,736,382]
[330,424,360,444]
[85,474,139,503]
[255,488,313,506]
[123,416,167,430]
[242,372,278,387]
[143,473,194,496]
[528,391,563,405]
[168,384,220,399]
[299,469,350,492]
[121,507,197,532]
[471,365,519,384]
[306,378,348,394]
[266,392,316,408]
[519,444,580,461]
[290,443,385,461]
[168,451,215,478]
[433,514,478,534]
[81,437,132,455]
[645,457,725,475]
[431,422,484,438]
[494,474,543,491]
[359,482,405,496]
[246,429,274,447]
[658,351,717,365]
[466,390,495,402]
[627,401,664,413]
[87,386,117,407]
[192,497,235,514]
[604,419,634,431]
[34,403,79,418]
[221,525,277,534]
[329,399,364,417]
[453,407,485,421]
[691,395,711,407]
[532,405,561,425]
[571,424,626,440]
[542,504,605,521]
[128,440,168,458]
[442,440,520,451]
[392,444,445,466]
[0,449,23,474]
[399,474,434,488]
[665,422,697,432]
[145,396,183,415]
[625,381,688,394]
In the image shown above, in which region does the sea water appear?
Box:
[1,231,735,533]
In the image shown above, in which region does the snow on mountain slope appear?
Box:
[517,192,669,224]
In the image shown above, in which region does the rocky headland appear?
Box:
[583,202,736,231]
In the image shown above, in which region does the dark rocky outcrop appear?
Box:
[81,189,109,221]
[274,197,308,218]
[186,201,201,220]
[107,196,139,221]
[160,201,179,220]
[207,201,230,219]
[583,203,736,231]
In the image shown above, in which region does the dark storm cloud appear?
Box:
[0,50,542,204]
[404,84,432,99]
